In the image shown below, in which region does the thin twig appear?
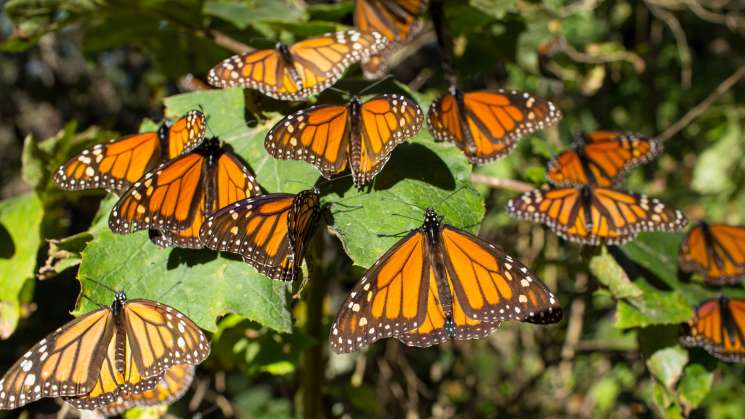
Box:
[657,64,745,141]
[559,37,646,73]
[204,29,253,54]
[559,273,588,386]
[470,173,535,193]
[646,1,692,87]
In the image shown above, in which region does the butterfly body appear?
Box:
[331,208,562,353]
[679,222,745,284]
[207,30,388,101]
[54,111,206,193]
[200,189,322,280]
[546,131,661,187]
[109,137,259,249]
[428,87,562,164]
[507,185,687,246]
[265,94,423,186]
[0,292,209,410]
[681,296,745,362]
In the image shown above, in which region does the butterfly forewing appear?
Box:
[0,309,115,409]
[681,297,745,362]
[679,223,745,284]
[200,190,320,281]
[428,89,562,164]
[207,31,388,101]
[354,94,424,186]
[330,230,430,353]
[53,111,206,194]
[546,131,661,187]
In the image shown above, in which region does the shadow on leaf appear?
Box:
[373,142,455,190]
[166,248,219,269]
[0,224,14,258]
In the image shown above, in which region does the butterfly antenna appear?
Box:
[327,86,350,98]
[82,277,119,295]
[433,185,469,209]
[315,173,354,189]
[382,191,427,213]
[358,74,396,96]
[80,293,107,309]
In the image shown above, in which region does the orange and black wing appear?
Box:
[353,94,423,186]
[265,104,351,179]
[150,150,260,249]
[109,152,207,235]
[679,223,745,285]
[331,230,430,353]
[200,190,320,281]
[354,0,426,79]
[54,132,162,193]
[0,308,115,409]
[165,110,207,159]
[546,131,661,187]
[681,297,745,362]
[120,300,210,378]
[97,365,195,416]
[428,89,562,164]
[507,186,687,245]
[207,31,388,101]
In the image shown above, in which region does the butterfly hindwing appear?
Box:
[207,31,388,100]
[428,89,562,164]
[679,223,745,284]
[507,186,687,245]
[546,131,661,187]
[97,365,195,416]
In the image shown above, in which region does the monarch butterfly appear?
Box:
[330,208,562,353]
[109,137,260,249]
[679,222,745,285]
[427,87,562,164]
[265,94,423,187]
[506,185,688,246]
[681,296,745,362]
[0,292,209,410]
[546,131,662,187]
[53,111,207,193]
[200,189,321,281]
[354,0,427,79]
[207,30,388,101]
[95,364,195,416]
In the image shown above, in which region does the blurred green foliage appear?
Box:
[0,0,744,418]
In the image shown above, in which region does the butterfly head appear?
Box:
[423,208,443,229]
[112,291,127,315]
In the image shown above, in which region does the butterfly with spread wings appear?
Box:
[95,364,194,416]
[207,30,388,101]
[427,87,562,164]
[681,296,745,362]
[54,111,206,193]
[0,292,209,410]
[507,185,688,246]
[265,94,423,187]
[330,208,562,353]
[109,137,261,249]
[200,189,321,281]
[354,0,427,79]
[546,131,662,187]
[679,222,745,285]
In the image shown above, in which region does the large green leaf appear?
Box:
[204,0,307,29]
[647,346,688,390]
[589,247,642,299]
[0,193,44,338]
[615,281,692,329]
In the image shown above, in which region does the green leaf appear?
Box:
[469,0,517,19]
[589,247,642,299]
[678,364,713,411]
[0,193,44,338]
[691,111,742,194]
[77,198,293,333]
[615,282,692,329]
[204,0,307,29]
[647,346,688,390]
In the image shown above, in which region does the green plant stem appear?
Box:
[301,234,329,419]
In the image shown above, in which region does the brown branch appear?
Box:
[470,173,535,193]
[657,64,745,141]
[646,1,693,87]
[204,29,253,54]
[559,37,646,73]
